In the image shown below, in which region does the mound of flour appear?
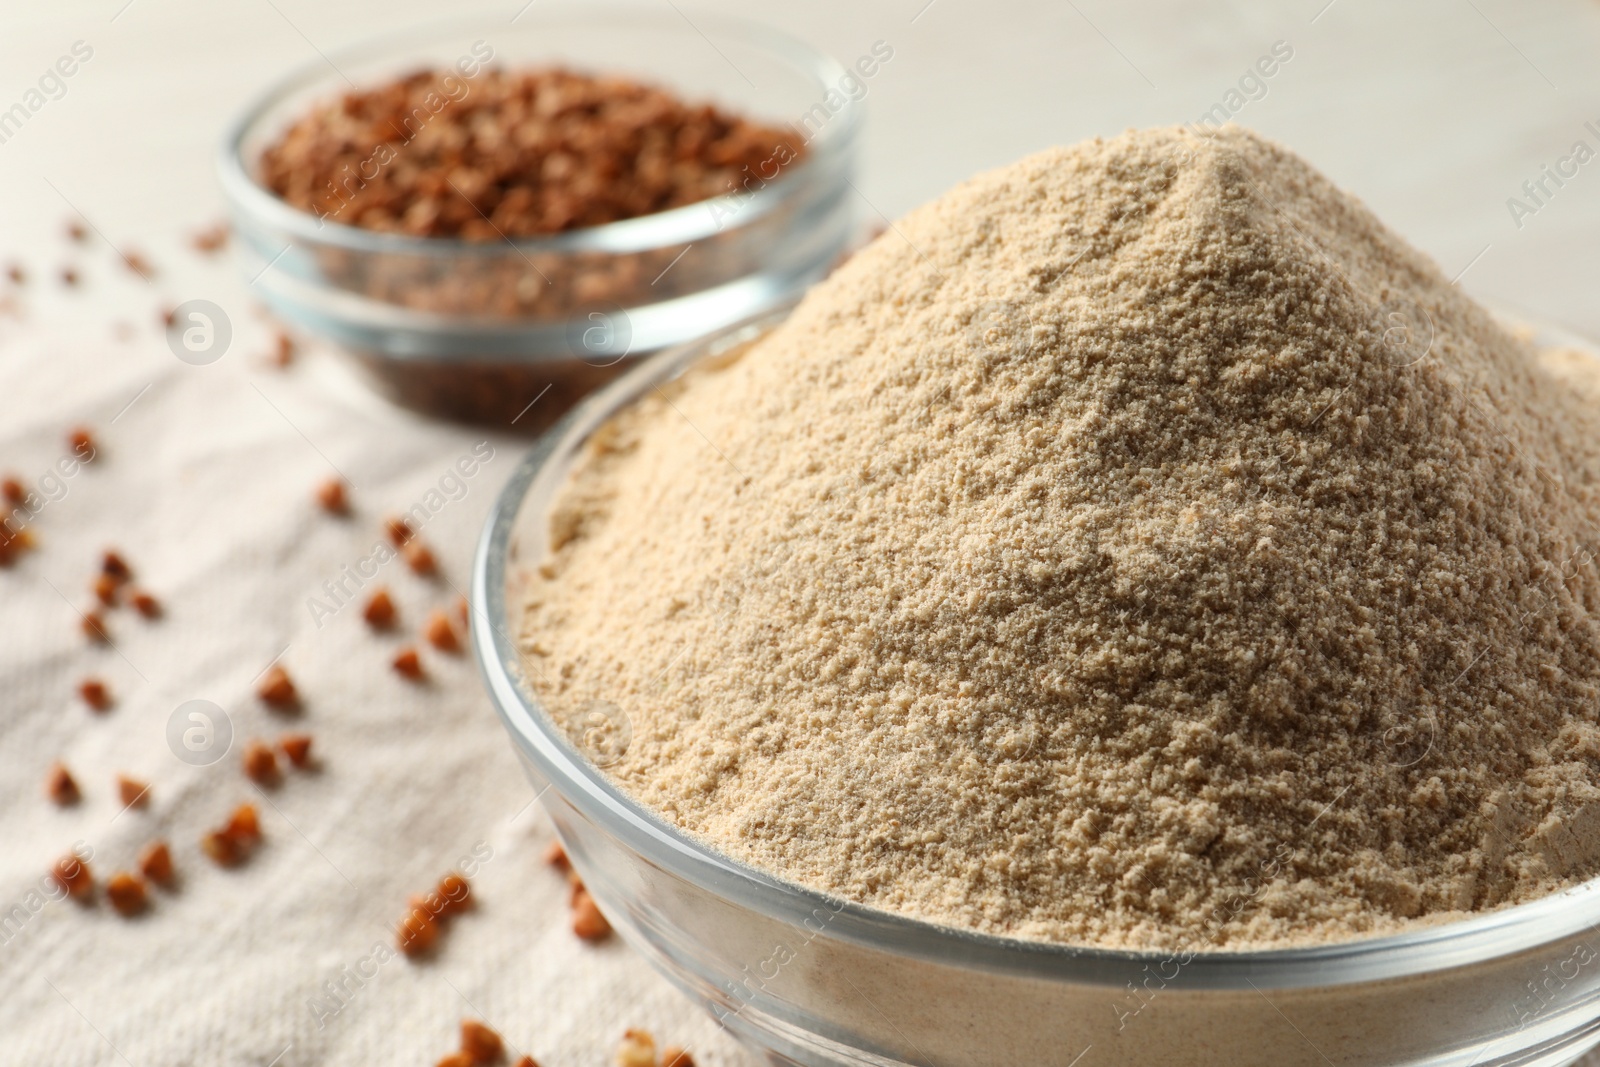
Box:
[520,126,1600,948]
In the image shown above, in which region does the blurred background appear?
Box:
[5,0,1600,329]
[5,1,1600,1065]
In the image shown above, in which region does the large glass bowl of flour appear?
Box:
[472,305,1600,1067]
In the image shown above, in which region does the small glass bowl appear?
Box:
[218,11,859,428]
[471,307,1600,1067]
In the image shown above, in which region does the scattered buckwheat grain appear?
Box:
[105,872,147,916]
[392,647,423,680]
[425,610,460,653]
[51,854,92,898]
[315,477,347,514]
[363,587,397,629]
[279,733,312,768]
[138,841,174,886]
[46,762,80,806]
[403,540,437,576]
[78,677,112,711]
[257,664,298,708]
[116,775,149,808]
[242,740,279,784]
[460,1019,503,1062]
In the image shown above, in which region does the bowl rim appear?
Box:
[216,7,861,257]
[471,303,1600,992]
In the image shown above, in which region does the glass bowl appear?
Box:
[471,306,1600,1067]
[218,11,860,428]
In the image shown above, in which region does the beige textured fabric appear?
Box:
[0,247,756,1066]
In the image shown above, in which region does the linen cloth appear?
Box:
[0,242,760,1065]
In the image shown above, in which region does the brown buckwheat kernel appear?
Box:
[242,740,279,784]
[392,646,424,680]
[572,887,612,941]
[460,1019,504,1062]
[106,871,148,916]
[437,872,472,917]
[100,550,132,581]
[402,540,437,576]
[384,516,412,546]
[46,762,80,805]
[68,427,95,459]
[93,573,120,606]
[203,804,262,867]
[425,610,460,653]
[1,476,21,504]
[397,904,440,956]
[81,609,109,644]
[409,889,446,921]
[129,589,161,618]
[362,587,397,629]
[192,222,229,254]
[315,477,348,515]
[280,733,313,768]
[51,854,93,899]
[138,841,174,886]
[661,1047,696,1067]
[79,677,113,711]
[121,250,155,280]
[226,803,260,841]
[201,831,243,866]
[117,774,149,808]
[257,664,298,708]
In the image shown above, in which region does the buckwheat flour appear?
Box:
[519,126,1600,949]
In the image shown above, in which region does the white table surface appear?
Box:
[3,1,1599,1065]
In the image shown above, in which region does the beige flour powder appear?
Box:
[519,126,1600,949]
